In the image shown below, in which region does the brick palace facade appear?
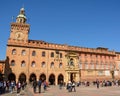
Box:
[1,8,120,85]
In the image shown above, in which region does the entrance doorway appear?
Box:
[70,73,74,82]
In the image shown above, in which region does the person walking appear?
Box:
[96,79,100,89]
[67,80,72,92]
[43,80,47,91]
[33,79,37,93]
[72,81,76,92]
[16,81,21,94]
[38,79,42,93]
[59,80,63,89]
[117,79,120,86]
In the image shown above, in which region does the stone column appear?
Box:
[76,72,80,82]
[55,77,58,85]
[16,75,19,83]
[68,72,70,81]
[65,72,69,83]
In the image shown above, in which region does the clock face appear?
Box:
[15,32,24,40]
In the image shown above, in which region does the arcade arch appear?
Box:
[58,74,64,84]
[29,73,36,82]
[8,73,16,82]
[39,73,46,81]
[18,73,26,83]
[49,74,55,85]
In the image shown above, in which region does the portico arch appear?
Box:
[58,74,64,84]
[8,73,16,82]
[29,73,36,82]
[49,74,55,85]
[39,73,46,81]
[18,73,26,83]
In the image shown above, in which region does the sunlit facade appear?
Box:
[3,8,120,85]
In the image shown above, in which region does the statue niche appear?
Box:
[68,58,74,66]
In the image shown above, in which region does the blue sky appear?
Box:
[0,0,120,59]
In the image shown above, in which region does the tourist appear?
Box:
[43,80,47,91]
[16,81,21,94]
[33,79,37,93]
[38,79,42,93]
[59,80,63,89]
[72,81,76,92]
[117,79,120,86]
[96,79,100,89]
[67,80,72,92]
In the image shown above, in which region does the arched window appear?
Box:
[41,61,46,68]
[21,50,26,55]
[42,51,45,57]
[21,61,25,67]
[50,62,54,68]
[11,60,15,66]
[12,49,16,55]
[31,61,35,67]
[51,52,54,57]
[32,51,36,56]
[59,63,62,68]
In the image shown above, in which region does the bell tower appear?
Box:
[9,7,30,42]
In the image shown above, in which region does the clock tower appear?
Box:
[9,7,30,42]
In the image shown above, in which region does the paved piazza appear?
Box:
[2,85,120,96]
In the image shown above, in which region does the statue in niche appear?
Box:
[69,58,74,66]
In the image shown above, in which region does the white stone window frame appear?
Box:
[90,61,94,69]
[98,71,104,76]
[85,61,88,69]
